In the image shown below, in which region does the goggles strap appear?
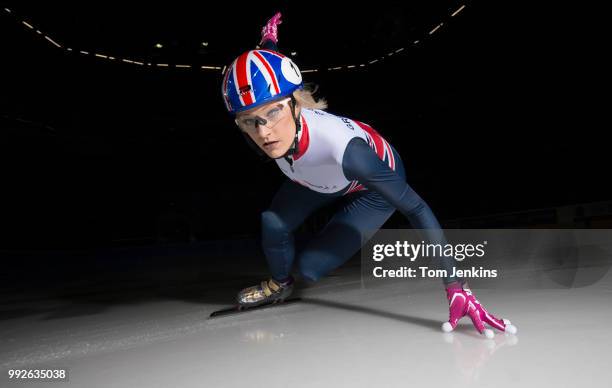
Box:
[281,95,301,166]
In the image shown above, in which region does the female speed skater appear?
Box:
[220,12,517,338]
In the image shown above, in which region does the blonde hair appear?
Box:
[293,83,328,111]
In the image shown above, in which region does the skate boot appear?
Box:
[237,276,294,309]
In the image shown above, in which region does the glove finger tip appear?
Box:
[505,324,518,335]
[441,322,454,332]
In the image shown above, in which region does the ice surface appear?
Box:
[1,261,611,388]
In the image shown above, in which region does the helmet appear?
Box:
[221,49,304,114]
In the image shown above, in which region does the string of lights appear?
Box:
[3,5,467,74]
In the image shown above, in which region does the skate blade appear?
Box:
[208,297,301,319]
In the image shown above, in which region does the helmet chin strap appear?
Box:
[276,94,301,167]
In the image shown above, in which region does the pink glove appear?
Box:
[259,12,283,46]
[442,283,518,338]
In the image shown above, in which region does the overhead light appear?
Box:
[155,43,163,49]
[44,35,62,48]
[429,23,443,35]
[202,42,209,47]
[291,52,297,56]
[451,5,466,17]
[122,59,144,65]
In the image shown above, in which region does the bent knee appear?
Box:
[297,259,322,283]
[298,268,320,283]
[261,210,288,233]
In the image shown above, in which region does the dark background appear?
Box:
[0,0,608,253]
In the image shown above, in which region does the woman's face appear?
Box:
[235,97,299,159]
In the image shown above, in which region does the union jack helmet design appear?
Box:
[221,49,303,114]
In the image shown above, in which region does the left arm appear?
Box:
[341,137,461,285]
[342,137,517,337]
